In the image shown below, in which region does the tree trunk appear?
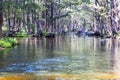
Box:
[0,0,3,38]
[51,2,54,32]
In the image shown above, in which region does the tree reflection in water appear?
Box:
[0,35,120,80]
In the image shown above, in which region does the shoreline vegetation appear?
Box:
[0,37,18,48]
[0,0,120,48]
[0,30,119,49]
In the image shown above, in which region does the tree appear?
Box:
[0,0,3,38]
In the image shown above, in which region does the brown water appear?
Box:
[0,35,120,80]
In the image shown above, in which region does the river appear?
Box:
[0,35,120,80]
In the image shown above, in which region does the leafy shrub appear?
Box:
[42,31,49,36]
[0,41,12,48]
[0,38,18,48]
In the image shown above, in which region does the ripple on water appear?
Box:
[0,57,70,73]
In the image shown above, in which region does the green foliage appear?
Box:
[53,11,72,20]
[2,0,22,19]
[28,23,35,33]
[2,26,7,32]
[24,2,43,13]
[63,0,80,6]
[2,26,7,31]
[14,31,29,37]
[42,31,49,36]
[0,38,18,48]
[82,0,90,4]
[2,26,7,36]
[0,41,11,48]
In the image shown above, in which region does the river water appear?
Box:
[0,35,120,80]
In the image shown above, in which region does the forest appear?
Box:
[0,0,119,38]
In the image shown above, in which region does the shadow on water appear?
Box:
[0,35,120,79]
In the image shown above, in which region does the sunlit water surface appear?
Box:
[0,35,120,80]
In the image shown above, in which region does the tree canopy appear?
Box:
[0,0,119,38]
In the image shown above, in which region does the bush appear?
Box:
[0,38,18,48]
[0,41,12,48]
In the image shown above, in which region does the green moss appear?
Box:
[0,38,18,48]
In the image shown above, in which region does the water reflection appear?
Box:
[0,35,120,79]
